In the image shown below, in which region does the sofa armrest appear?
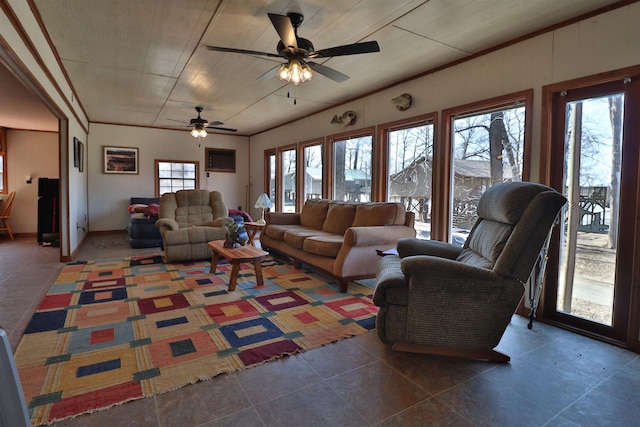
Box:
[265,211,301,225]
[401,255,498,282]
[343,225,416,248]
[155,218,178,233]
[208,217,233,227]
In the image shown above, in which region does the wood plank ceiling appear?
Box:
[0,0,625,135]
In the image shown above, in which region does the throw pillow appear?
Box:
[129,204,147,214]
[145,203,159,218]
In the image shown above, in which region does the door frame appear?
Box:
[539,65,640,352]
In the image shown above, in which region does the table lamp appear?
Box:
[254,193,273,225]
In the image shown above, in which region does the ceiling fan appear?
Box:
[177,106,237,137]
[206,12,380,85]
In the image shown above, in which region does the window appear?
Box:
[265,149,276,204]
[0,128,6,193]
[0,154,5,194]
[278,145,297,212]
[380,114,436,239]
[440,90,531,243]
[329,130,373,202]
[155,160,199,196]
[301,140,323,202]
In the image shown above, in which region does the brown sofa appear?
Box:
[261,199,416,292]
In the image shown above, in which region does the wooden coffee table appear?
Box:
[208,240,269,291]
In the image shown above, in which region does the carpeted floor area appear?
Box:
[14,253,377,426]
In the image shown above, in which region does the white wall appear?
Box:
[87,123,250,231]
[4,130,58,234]
[2,2,90,258]
[247,3,640,213]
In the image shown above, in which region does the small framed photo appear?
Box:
[73,137,81,168]
[78,141,84,172]
[104,146,138,174]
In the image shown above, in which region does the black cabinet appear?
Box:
[37,178,59,243]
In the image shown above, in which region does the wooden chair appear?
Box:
[0,191,15,240]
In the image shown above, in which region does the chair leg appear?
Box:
[0,219,12,240]
[391,342,510,363]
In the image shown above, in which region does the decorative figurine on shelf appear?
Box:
[223,222,246,248]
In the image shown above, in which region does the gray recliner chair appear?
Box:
[373,181,567,362]
[156,189,233,262]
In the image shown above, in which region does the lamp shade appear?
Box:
[254,193,273,209]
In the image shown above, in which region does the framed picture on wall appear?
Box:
[205,148,236,173]
[103,146,139,174]
[78,141,84,172]
[73,137,81,168]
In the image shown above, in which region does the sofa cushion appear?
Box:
[322,203,357,235]
[264,224,308,241]
[352,203,404,226]
[284,228,333,249]
[304,235,345,258]
[300,199,330,229]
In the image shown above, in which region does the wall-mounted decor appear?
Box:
[103,146,138,174]
[392,93,413,111]
[330,110,357,126]
[205,148,236,173]
[78,140,84,172]
[73,137,81,168]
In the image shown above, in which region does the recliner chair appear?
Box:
[156,189,233,262]
[373,181,567,362]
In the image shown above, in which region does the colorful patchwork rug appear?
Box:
[14,254,378,425]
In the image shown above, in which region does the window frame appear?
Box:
[264,148,276,208]
[154,159,200,196]
[299,138,324,209]
[438,90,533,242]
[377,113,438,202]
[276,144,297,212]
[326,127,375,202]
[0,128,6,194]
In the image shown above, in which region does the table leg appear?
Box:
[254,259,264,286]
[209,252,220,274]
[247,228,259,247]
[228,261,241,291]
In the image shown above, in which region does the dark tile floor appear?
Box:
[2,233,639,426]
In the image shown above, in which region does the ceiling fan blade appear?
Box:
[258,65,282,81]
[207,126,237,132]
[307,62,349,83]
[268,13,298,50]
[207,120,223,126]
[309,40,380,58]
[167,118,188,124]
[206,45,280,58]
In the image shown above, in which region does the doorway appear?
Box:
[542,69,640,347]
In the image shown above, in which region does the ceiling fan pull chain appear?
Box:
[286,89,297,105]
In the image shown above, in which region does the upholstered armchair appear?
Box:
[156,189,233,262]
[373,182,566,362]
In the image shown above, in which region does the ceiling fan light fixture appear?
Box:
[277,59,312,85]
[191,125,207,138]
